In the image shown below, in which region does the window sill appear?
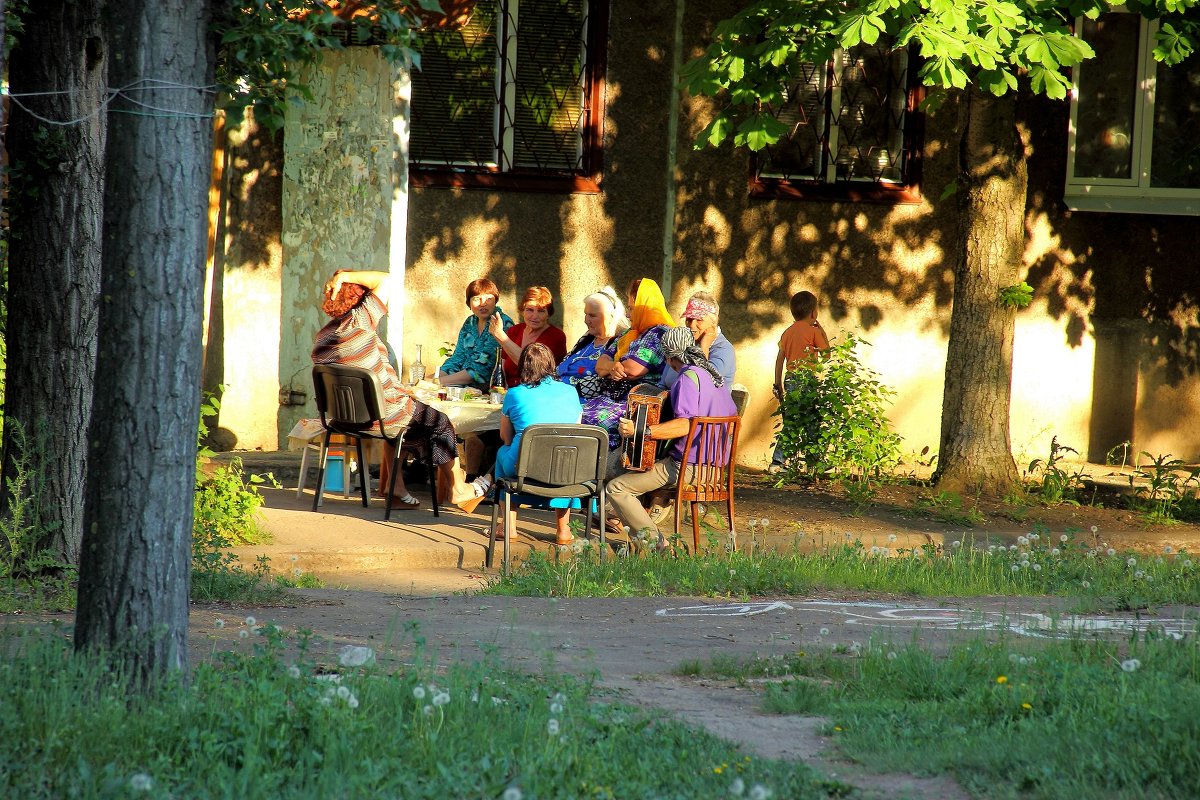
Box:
[1064,187,1200,216]
[749,176,923,204]
[410,169,602,195]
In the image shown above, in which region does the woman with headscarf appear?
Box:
[608,325,737,548]
[312,270,488,513]
[582,278,674,454]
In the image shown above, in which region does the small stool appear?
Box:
[297,435,357,505]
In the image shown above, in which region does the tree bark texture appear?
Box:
[75,0,215,684]
[934,86,1024,496]
[3,0,107,563]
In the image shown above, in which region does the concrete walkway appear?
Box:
[226,449,573,593]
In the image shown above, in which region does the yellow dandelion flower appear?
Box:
[996,676,1008,684]
[833,726,843,731]
[714,767,723,774]
[1022,702,1032,709]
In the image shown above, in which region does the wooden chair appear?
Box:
[673,415,741,553]
[488,424,609,572]
[310,364,438,520]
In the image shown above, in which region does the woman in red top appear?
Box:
[489,286,568,387]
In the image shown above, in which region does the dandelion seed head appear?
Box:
[952,540,962,548]
[1127,557,1137,567]
[433,691,450,707]
[749,784,772,800]
[1135,570,1144,579]
[1061,534,1069,543]
[238,629,249,639]
[547,718,560,735]
[290,554,299,562]
[423,705,434,716]
[1164,546,1174,554]
[1032,563,1042,572]
[1051,548,1060,556]
[819,628,830,636]
[1030,532,1040,542]
[502,788,524,800]
[347,695,359,709]
[287,665,301,679]
[129,774,153,792]
[1082,580,1091,589]
[413,685,426,700]
[1144,574,1153,583]
[1185,560,1194,569]
[1009,545,1018,552]
[337,686,351,699]
[888,534,897,542]
[1011,564,1020,572]
[1091,525,1098,534]
[550,702,564,715]
[730,777,746,796]
[1121,658,1141,673]
[759,518,770,528]
[245,616,256,627]
[294,567,303,577]
[886,651,897,660]
[988,544,997,552]
[1107,548,1117,557]
[1018,536,1029,546]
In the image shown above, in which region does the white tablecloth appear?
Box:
[427,398,502,435]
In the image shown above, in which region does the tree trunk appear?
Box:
[2,0,107,563]
[75,0,215,684]
[934,85,1025,496]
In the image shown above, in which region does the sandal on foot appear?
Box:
[385,496,421,510]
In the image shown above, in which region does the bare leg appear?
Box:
[376,442,411,499]
[554,509,572,544]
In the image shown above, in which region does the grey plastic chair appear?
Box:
[487,424,609,572]
[311,364,438,520]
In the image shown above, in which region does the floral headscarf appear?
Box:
[614,278,675,360]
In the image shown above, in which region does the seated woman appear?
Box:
[556,288,630,460]
[586,278,675,462]
[312,270,487,513]
[492,343,583,546]
[438,277,514,389]
[490,286,568,387]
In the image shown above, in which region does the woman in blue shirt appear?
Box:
[438,277,514,389]
[494,343,583,545]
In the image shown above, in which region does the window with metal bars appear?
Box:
[409,0,606,193]
[751,42,923,203]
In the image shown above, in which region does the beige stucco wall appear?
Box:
[210,1,1200,468]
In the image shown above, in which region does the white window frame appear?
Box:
[1066,12,1200,216]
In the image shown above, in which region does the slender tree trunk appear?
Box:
[75,0,215,684]
[2,0,107,563]
[934,85,1024,496]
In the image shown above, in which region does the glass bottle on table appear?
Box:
[409,344,425,385]
[489,347,506,404]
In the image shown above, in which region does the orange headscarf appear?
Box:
[614,278,675,360]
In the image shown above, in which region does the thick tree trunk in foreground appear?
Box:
[75,1,215,684]
[934,86,1024,496]
[2,1,107,564]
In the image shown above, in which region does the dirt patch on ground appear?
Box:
[727,471,1200,554]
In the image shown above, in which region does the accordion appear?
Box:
[622,383,668,472]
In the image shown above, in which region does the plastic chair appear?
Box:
[673,415,741,553]
[310,364,438,520]
[487,424,609,572]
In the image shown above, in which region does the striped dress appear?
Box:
[311,294,414,435]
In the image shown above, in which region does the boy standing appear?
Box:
[770,291,830,472]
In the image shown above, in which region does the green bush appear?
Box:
[772,332,902,483]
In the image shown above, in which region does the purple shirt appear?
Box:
[666,367,737,463]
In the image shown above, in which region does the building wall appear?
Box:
[210,1,1200,467]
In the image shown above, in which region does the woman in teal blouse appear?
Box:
[438,277,514,389]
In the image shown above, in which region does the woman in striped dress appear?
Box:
[312,270,486,513]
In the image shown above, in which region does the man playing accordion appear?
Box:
[610,326,737,550]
